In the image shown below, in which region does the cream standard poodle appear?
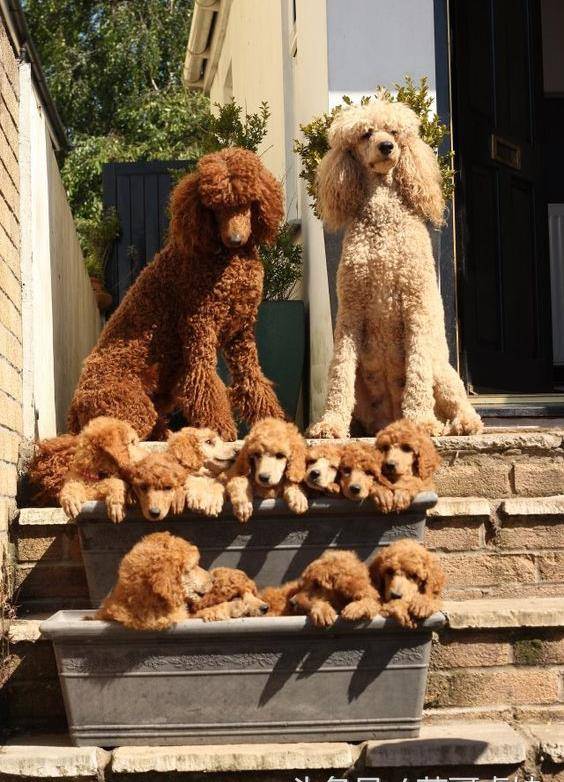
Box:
[308,98,483,438]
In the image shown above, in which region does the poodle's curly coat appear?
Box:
[193,567,268,622]
[27,433,77,506]
[370,539,445,628]
[304,442,342,495]
[69,148,285,441]
[226,418,308,522]
[308,99,483,439]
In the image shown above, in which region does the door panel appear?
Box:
[452,0,552,391]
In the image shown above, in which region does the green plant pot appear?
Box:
[219,300,306,430]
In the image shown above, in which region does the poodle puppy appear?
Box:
[226,418,308,522]
[375,419,441,510]
[260,580,301,617]
[27,433,77,506]
[68,148,285,441]
[192,567,268,622]
[338,441,395,511]
[59,417,144,522]
[308,98,482,438]
[124,451,189,521]
[304,443,342,495]
[288,550,381,627]
[95,531,212,631]
[370,539,445,628]
[168,427,238,517]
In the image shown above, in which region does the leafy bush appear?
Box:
[260,223,302,302]
[294,76,454,219]
[79,208,120,280]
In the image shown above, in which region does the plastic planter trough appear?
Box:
[76,492,437,606]
[40,610,446,747]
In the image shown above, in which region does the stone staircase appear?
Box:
[2,427,563,780]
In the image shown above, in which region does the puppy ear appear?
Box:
[169,170,217,257]
[316,147,365,231]
[251,165,285,245]
[414,431,442,480]
[368,554,385,595]
[228,441,252,478]
[167,431,204,472]
[97,427,136,470]
[394,132,445,227]
[285,427,307,484]
[423,553,446,598]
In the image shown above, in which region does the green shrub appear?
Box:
[294,76,455,219]
[78,208,120,280]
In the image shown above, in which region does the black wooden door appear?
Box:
[103,160,189,312]
[451,0,552,392]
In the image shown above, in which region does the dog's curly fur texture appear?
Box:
[304,443,342,495]
[338,441,397,512]
[192,567,268,622]
[58,417,143,522]
[288,550,381,627]
[125,451,189,521]
[308,99,482,439]
[68,148,285,441]
[370,539,445,628]
[168,427,238,517]
[226,418,308,522]
[95,531,212,630]
[27,433,77,505]
[375,419,441,510]
[260,580,301,617]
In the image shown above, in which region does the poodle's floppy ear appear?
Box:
[394,131,445,227]
[368,553,386,595]
[285,426,307,484]
[413,428,442,480]
[251,163,285,245]
[91,423,137,470]
[149,540,199,604]
[422,553,446,598]
[316,146,366,231]
[169,170,218,257]
[167,430,204,472]
[228,441,252,478]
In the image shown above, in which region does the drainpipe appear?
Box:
[183,0,219,88]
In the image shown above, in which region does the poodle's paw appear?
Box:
[232,499,253,523]
[409,597,435,620]
[443,411,483,436]
[341,598,380,622]
[286,490,309,515]
[372,485,395,513]
[106,501,126,524]
[383,602,416,629]
[310,602,338,627]
[61,496,82,519]
[307,418,348,439]
[186,487,224,517]
[196,605,229,622]
[170,488,186,515]
[392,489,413,512]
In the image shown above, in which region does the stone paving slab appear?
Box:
[502,496,564,516]
[444,597,564,629]
[526,722,564,762]
[0,742,110,778]
[428,497,491,517]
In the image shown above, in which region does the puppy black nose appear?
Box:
[390,590,403,600]
[309,469,320,480]
[258,472,271,484]
[379,141,394,155]
[349,484,361,495]
[259,604,268,614]
[149,507,161,519]
[386,460,398,469]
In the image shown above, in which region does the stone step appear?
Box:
[13,493,564,610]
[3,598,563,736]
[0,721,561,781]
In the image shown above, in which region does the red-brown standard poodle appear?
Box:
[68,148,285,441]
[374,419,441,509]
[369,539,445,628]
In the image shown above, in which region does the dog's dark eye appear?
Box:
[381,443,390,451]
[390,130,398,137]
[205,439,214,446]
[275,452,285,460]
[341,467,351,476]
[386,568,394,577]
[361,129,373,140]
[400,444,413,453]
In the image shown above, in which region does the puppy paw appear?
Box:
[341,598,380,621]
[287,491,308,515]
[232,499,253,523]
[310,602,337,627]
[196,606,228,622]
[383,603,416,628]
[170,488,186,515]
[61,497,82,519]
[392,489,413,512]
[372,485,394,513]
[106,502,125,524]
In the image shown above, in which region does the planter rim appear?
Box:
[40,610,446,640]
[73,491,438,521]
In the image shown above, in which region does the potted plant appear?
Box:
[79,208,120,312]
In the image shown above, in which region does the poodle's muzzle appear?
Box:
[216,205,252,248]
[355,129,400,174]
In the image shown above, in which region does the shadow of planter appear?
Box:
[219,300,306,430]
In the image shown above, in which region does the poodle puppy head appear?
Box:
[370,540,445,603]
[375,419,441,483]
[170,148,284,257]
[232,418,306,488]
[338,442,382,500]
[305,443,342,493]
[101,532,212,629]
[317,98,444,230]
[198,567,269,617]
[294,550,371,604]
[126,452,187,520]
[73,417,142,478]
[170,427,238,476]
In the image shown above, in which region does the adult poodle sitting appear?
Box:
[308,98,482,438]
[68,148,285,441]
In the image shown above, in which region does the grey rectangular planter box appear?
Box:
[40,610,445,747]
[76,492,437,606]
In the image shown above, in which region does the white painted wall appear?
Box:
[326,0,437,109]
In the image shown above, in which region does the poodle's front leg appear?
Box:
[60,480,88,519]
[185,475,225,517]
[102,477,128,523]
[226,475,254,522]
[283,482,309,515]
[223,326,285,424]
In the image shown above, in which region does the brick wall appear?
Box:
[0,19,21,596]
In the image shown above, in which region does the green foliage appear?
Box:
[294,76,454,218]
[79,208,120,280]
[260,223,302,302]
